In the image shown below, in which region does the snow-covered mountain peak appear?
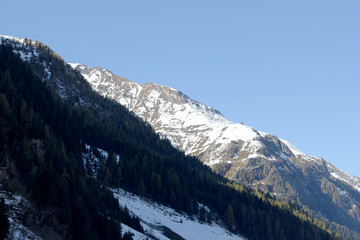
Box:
[68,63,337,167]
[69,63,264,160]
[69,62,360,230]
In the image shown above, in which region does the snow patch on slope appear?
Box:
[82,144,120,178]
[113,188,244,240]
[327,162,360,193]
[0,35,52,81]
[279,138,322,163]
[0,191,43,240]
[121,224,150,240]
[279,139,304,156]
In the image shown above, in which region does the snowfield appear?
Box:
[113,188,245,240]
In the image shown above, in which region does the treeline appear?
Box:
[0,42,345,240]
[0,44,142,239]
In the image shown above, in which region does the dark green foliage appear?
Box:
[0,198,9,240]
[225,204,236,230]
[0,44,142,239]
[0,42,348,240]
[122,232,134,240]
[158,226,185,240]
[198,206,206,223]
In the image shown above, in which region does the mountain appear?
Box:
[0,35,352,240]
[68,63,360,234]
[0,36,145,240]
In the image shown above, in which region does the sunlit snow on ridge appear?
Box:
[70,63,340,167]
[279,139,305,156]
[69,63,360,194]
[0,35,36,45]
[68,63,265,164]
[0,35,52,81]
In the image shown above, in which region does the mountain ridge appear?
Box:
[69,62,360,233]
[1,34,358,239]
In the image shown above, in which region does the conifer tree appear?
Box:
[138,178,146,196]
[225,204,236,231]
[0,198,9,240]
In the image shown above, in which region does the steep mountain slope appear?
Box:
[83,144,244,240]
[113,188,244,240]
[0,38,145,240]
[0,35,352,240]
[69,63,360,234]
[0,191,42,240]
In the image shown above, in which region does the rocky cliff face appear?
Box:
[70,63,360,232]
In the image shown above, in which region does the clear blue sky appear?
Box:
[2,1,359,177]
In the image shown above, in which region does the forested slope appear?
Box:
[0,41,346,240]
[0,44,142,239]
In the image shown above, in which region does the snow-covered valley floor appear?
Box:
[113,188,244,240]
